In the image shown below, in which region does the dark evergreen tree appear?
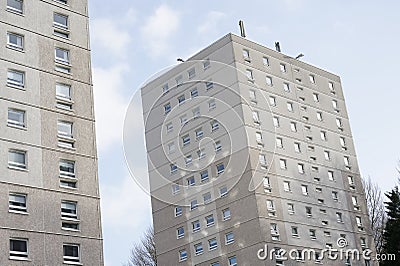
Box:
[381,186,400,265]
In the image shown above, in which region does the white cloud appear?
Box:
[93,65,130,152]
[197,11,226,35]
[141,4,180,57]
[91,16,133,59]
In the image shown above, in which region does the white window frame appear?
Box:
[9,238,28,260]
[179,250,187,261]
[8,149,27,170]
[55,47,70,64]
[7,108,25,128]
[7,32,24,50]
[61,200,78,220]
[63,244,80,264]
[225,232,234,245]
[7,69,25,88]
[7,0,23,13]
[9,193,27,213]
[54,12,68,29]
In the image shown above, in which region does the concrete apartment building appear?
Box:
[0,0,103,265]
[141,33,375,265]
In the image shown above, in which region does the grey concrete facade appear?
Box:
[0,0,103,265]
[141,34,376,265]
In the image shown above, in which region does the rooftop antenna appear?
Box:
[295,53,304,60]
[239,20,246,38]
[177,58,185,62]
[275,42,281,52]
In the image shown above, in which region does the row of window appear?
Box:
[8,238,79,263]
[9,193,80,230]
[178,248,236,265]
[241,47,336,94]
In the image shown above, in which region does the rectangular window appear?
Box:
[228,256,237,266]
[7,0,23,13]
[10,238,28,260]
[256,132,263,144]
[225,232,235,244]
[336,118,343,128]
[287,203,295,214]
[313,93,319,102]
[7,32,24,50]
[324,150,331,161]
[344,156,350,166]
[170,163,177,174]
[54,13,68,28]
[215,141,222,152]
[209,99,216,110]
[332,99,338,109]
[203,59,210,69]
[63,244,80,264]
[259,154,267,166]
[317,111,323,121]
[287,102,293,112]
[283,181,291,192]
[192,107,200,118]
[177,95,185,105]
[168,142,176,154]
[200,170,209,182]
[190,199,198,211]
[188,68,195,79]
[328,170,335,181]
[177,227,184,239]
[294,142,301,153]
[291,226,299,237]
[9,193,27,213]
[249,89,256,102]
[246,69,254,81]
[194,243,203,255]
[290,122,297,132]
[264,176,271,190]
[309,229,316,239]
[175,206,182,217]
[7,69,25,88]
[172,183,180,195]
[283,82,290,92]
[8,149,26,170]
[220,186,228,197]
[180,115,187,125]
[55,47,70,64]
[328,81,335,91]
[270,223,280,240]
[192,220,200,232]
[206,80,213,90]
[182,134,190,146]
[320,131,327,141]
[185,155,193,166]
[279,159,287,170]
[276,137,283,148]
[306,206,312,217]
[211,120,219,131]
[59,159,76,188]
[217,163,225,175]
[162,83,169,94]
[336,212,343,223]
[273,117,280,127]
[61,201,77,219]
[7,109,25,128]
[332,191,339,201]
[309,74,316,84]
[175,75,183,86]
[269,96,276,106]
[209,238,217,251]
[58,121,73,139]
[56,83,72,109]
[179,250,187,261]
[166,122,173,133]
[252,111,260,124]
[263,57,269,66]
[266,76,273,86]
[205,214,214,226]
[190,87,198,98]
[187,176,195,186]
[301,185,308,195]
[223,208,231,220]
[242,49,250,61]
[280,63,286,73]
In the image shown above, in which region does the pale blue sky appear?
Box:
[88,1,400,265]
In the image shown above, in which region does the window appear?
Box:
[290,122,297,132]
[163,103,172,114]
[61,201,77,219]
[276,137,283,148]
[215,141,222,152]
[7,69,25,88]
[182,134,190,146]
[263,57,269,66]
[228,256,237,266]
[352,196,360,210]
[200,170,209,182]
[205,214,215,226]
[264,176,271,192]
[194,243,203,255]
[320,131,327,141]
[175,75,183,86]
[8,109,25,128]
[309,75,316,84]
[242,49,250,61]
[287,203,295,214]
[7,0,23,13]
[279,159,287,170]
[336,118,343,128]
[294,142,301,153]
[332,99,338,109]
[167,142,176,154]
[328,81,335,91]
[185,154,193,165]
[267,200,276,216]
[63,244,80,263]
[270,223,280,240]
[203,192,211,204]
[273,116,280,127]
[179,250,187,261]
[58,121,73,139]
[220,186,228,197]
[287,102,293,112]
[162,83,169,94]
[291,226,299,237]
[170,163,177,174]
[283,181,291,192]
[9,193,27,213]
[187,176,195,186]
[324,150,331,161]
[172,183,180,194]
[175,206,182,217]
[54,13,68,29]
[283,82,290,92]
[180,115,187,125]
[356,216,363,227]
[309,229,316,239]
[301,185,308,195]
[192,220,200,232]
[340,137,346,148]
[252,111,260,124]
[209,99,216,110]
[56,83,72,109]
[177,95,185,105]
[348,175,355,186]
[225,232,235,245]
[298,163,304,174]
[317,111,323,121]
[177,227,184,238]
[328,171,335,181]
[188,68,195,79]
[166,122,173,133]
[203,59,211,69]
[336,212,343,223]
[7,32,24,50]
[209,238,218,251]
[223,208,231,220]
[306,206,312,217]
[211,120,219,131]
[256,132,263,144]
[246,69,254,81]
[280,63,286,72]
[313,93,319,102]
[59,160,76,188]
[10,238,28,260]
[191,87,198,98]
[190,199,198,211]
[249,89,256,102]
[206,80,214,90]
[216,163,225,175]
[8,149,26,170]
[269,96,276,106]
[55,47,70,64]
[192,107,200,118]
[344,156,350,166]
[266,76,273,86]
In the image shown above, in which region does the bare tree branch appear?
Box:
[125,227,157,266]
